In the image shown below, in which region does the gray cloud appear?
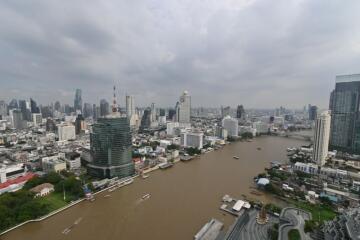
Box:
[0,0,360,108]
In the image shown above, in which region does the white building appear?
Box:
[66,157,81,171]
[239,126,257,137]
[30,183,54,197]
[57,124,76,141]
[222,116,238,137]
[167,122,180,136]
[252,121,269,134]
[313,111,331,166]
[181,131,204,149]
[176,91,191,123]
[0,168,6,183]
[126,95,135,118]
[32,113,42,126]
[42,156,66,173]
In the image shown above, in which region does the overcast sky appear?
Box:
[0,0,359,108]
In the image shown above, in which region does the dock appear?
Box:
[219,195,251,217]
[194,218,224,240]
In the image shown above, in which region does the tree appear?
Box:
[167,144,179,150]
[241,132,253,139]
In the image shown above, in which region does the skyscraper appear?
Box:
[54,101,61,112]
[221,106,231,118]
[18,100,31,121]
[11,109,24,129]
[140,107,152,130]
[75,114,85,135]
[329,74,360,153]
[83,103,93,118]
[30,98,40,113]
[74,89,82,112]
[236,105,245,119]
[222,116,238,137]
[126,95,135,118]
[313,111,331,166]
[87,86,135,179]
[176,90,191,123]
[8,99,18,110]
[100,99,109,117]
[308,105,318,121]
[0,101,7,118]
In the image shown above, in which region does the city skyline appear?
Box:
[1,1,360,108]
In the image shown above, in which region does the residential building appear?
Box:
[181,131,204,149]
[32,113,42,126]
[176,90,191,123]
[57,124,76,141]
[126,95,135,118]
[222,116,238,137]
[100,99,109,117]
[308,105,318,121]
[313,111,331,166]
[74,89,82,112]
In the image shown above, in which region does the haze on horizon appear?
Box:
[0,0,359,108]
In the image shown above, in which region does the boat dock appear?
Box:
[219,195,251,217]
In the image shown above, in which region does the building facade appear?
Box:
[313,111,331,166]
[222,116,238,137]
[176,91,191,123]
[87,117,135,179]
[181,131,204,149]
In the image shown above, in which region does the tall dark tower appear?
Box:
[74,89,82,112]
[87,86,134,179]
[236,105,245,119]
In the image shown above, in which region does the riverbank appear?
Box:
[1,136,308,240]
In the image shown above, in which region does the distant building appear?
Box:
[181,131,204,149]
[11,109,25,129]
[32,113,42,126]
[313,111,331,166]
[221,106,231,118]
[46,118,56,132]
[0,101,8,118]
[308,105,317,121]
[8,99,18,110]
[252,121,269,135]
[168,109,176,121]
[57,124,76,141]
[140,108,152,130]
[167,122,180,136]
[74,89,82,112]
[30,98,40,113]
[126,95,135,118]
[330,74,360,153]
[215,126,228,140]
[87,117,135,179]
[42,156,66,173]
[75,114,85,135]
[100,99,109,117]
[176,91,191,123]
[236,105,245,119]
[222,116,238,137]
[83,103,92,118]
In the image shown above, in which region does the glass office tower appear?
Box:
[87,117,135,179]
[330,74,360,153]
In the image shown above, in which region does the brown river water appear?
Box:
[1,135,307,240]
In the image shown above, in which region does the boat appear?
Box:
[104,194,111,198]
[142,193,151,200]
[233,156,240,159]
[142,174,149,179]
[257,147,262,150]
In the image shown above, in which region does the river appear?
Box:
[1,135,308,240]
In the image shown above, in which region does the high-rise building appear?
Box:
[11,109,25,129]
[222,116,238,137]
[221,106,231,118]
[236,105,245,119]
[87,117,134,179]
[46,118,56,132]
[313,111,331,166]
[140,108,151,130]
[0,101,7,118]
[54,101,61,112]
[57,124,76,141]
[18,100,30,121]
[100,99,109,117]
[75,114,85,135]
[41,106,53,118]
[8,99,18,110]
[30,98,40,113]
[329,74,360,153]
[176,90,191,123]
[308,105,318,121]
[125,95,135,118]
[181,131,204,149]
[168,109,176,121]
[74,89,82,112]
[151,103,156,122]
[159,108,166,117]
[32,113,42,126]
[83,103,92,118]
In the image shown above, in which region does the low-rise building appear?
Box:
[30,183,54,197]
[42,156,66,173]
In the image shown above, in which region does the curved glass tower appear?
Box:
[87,117,135,179]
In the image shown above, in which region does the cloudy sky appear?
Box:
[0,0,359,108]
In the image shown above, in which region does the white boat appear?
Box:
[104,194,111,198]
[142,174,149,179]
[142,193,151,200]
[233,156,240,159]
